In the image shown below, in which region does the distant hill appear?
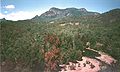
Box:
[101,8,120,23]
[32,7,100,22]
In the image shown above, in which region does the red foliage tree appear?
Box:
[44,34,60,72]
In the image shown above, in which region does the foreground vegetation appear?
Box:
[0,8,120,72]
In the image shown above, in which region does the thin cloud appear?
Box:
[0,13,5,19]
[5,11,36,21]
[5,5,15,9]
[0,11,43,21]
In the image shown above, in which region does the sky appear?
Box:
[0,0,120,21]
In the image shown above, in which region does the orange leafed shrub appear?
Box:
[44,34,60,46]
[45,47,60,71]
[44,34,61,71]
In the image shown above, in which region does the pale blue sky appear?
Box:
[0,0,120,20]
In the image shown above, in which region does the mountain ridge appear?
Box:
[32,7,100,21]
[1,8,120,22]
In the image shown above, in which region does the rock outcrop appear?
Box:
[59,48,118,72]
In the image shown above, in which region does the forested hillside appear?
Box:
[1,8,120,72]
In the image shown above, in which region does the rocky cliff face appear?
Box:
[33,7,100,21]
[41,7,99,17]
